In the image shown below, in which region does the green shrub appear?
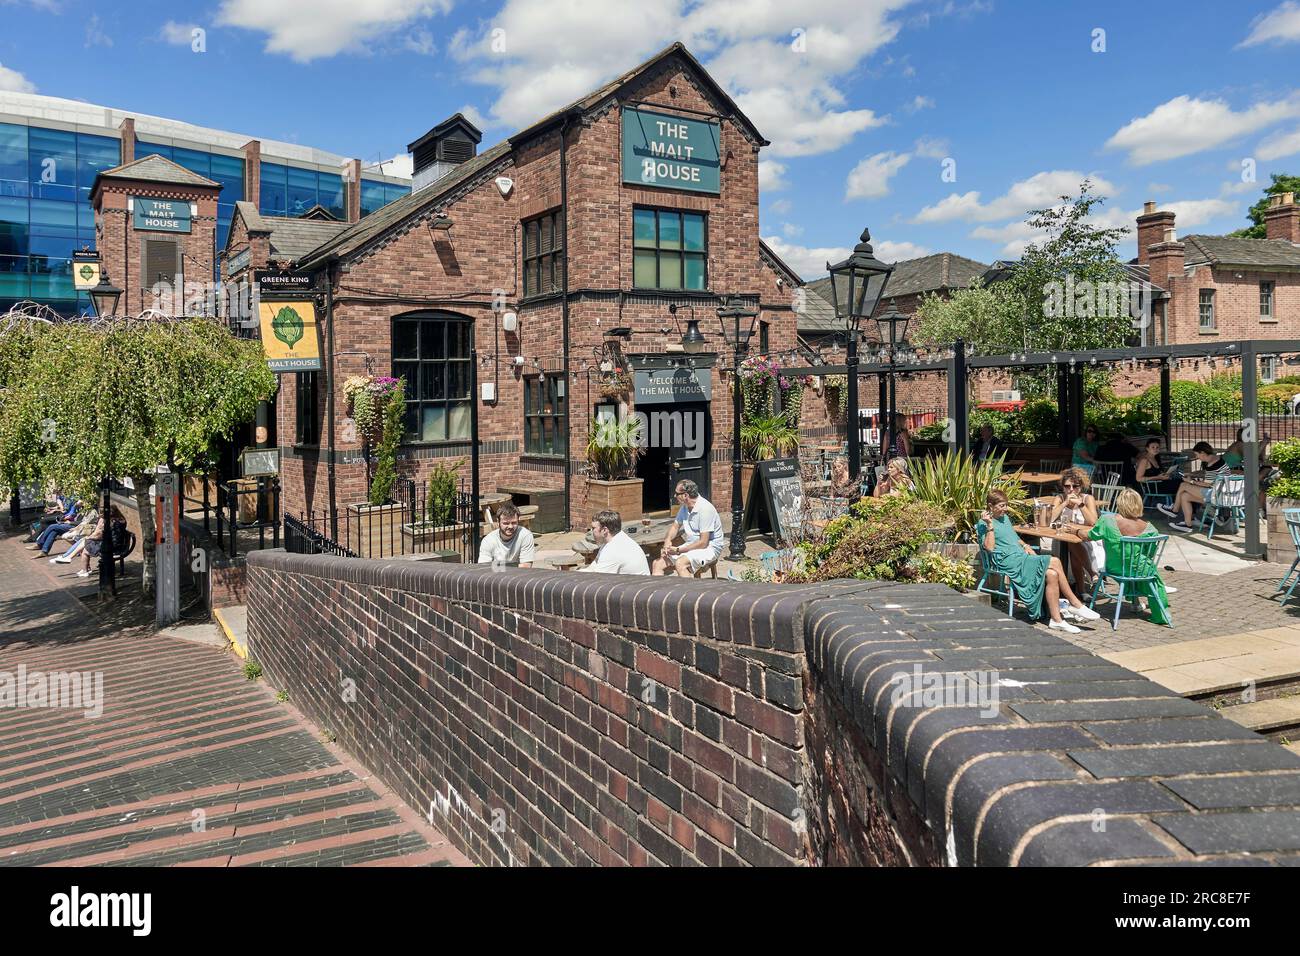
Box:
[1016,398,1059,443]
[368,381,406,505]
[788,495,949,583]
[914,421,947,441]
[425,458,464,524]
[1269,437,1300,499]
[968,409,1015,441]
[909,550,976,590]
[909,450,1029,540]
[1135,380,1240,419]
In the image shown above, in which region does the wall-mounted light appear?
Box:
[501,311,518,332]
[429,214,453,231]
[513,355,525,365]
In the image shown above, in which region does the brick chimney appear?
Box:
[117,117,135,165]
[1264,191,1300,243]
[343,158,362,222]
[1136,201,1176,266]
[1147,227,1185,282]
[241,139,262,211]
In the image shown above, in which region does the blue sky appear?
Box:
[3,0,1300,276]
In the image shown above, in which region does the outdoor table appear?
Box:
[1013,523,1086,577]
[1015,471,1061,494]
[571,517,679,564]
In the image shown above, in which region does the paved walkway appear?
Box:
[0,529,467,867]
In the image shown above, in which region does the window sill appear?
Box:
[398,439,474,450]
[1260,317,1278,324]
[1198,329,1219,335]
[520,291,563,306]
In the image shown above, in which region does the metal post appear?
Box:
[155,468,181,626]
[877,372,888,462]
[1242,341,1263,559]
[98,477,116,598]
[846,329,861,477]
[728,323,747,561]
[949,338,968,455]
[1056,366,1069,449]
[1160,361,1172,445]
[470,346,481,557]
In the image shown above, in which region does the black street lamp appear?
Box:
[89,270,123,598]
[715,296,759,561]
[873,298,910,460]
[826,230,892,479]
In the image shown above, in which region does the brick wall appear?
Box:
[247,551,1300,866]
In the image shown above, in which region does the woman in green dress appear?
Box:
[1088,488,1171,626]
[976,490,1101,633]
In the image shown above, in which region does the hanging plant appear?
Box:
[598,369,632,399]
[344,374,402,444]
[823,374,847,421]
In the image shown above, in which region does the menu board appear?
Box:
[742,457,803,542]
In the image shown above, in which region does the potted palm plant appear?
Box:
[586,416,645,520]
[739,410,799,509]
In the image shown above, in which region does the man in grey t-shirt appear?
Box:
[477,504,535,567]
[652,479,724,577]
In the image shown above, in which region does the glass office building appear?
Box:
[0,92,410,316]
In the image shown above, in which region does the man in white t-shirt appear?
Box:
[477,504,535,568]
[652,479,724,577]
[580,510,650,575]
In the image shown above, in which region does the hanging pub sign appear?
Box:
[621,106,721,194]
[257,299,322,372]
[132,197,192,233]
[72,256,101,291]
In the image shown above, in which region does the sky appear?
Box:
[3,0,1300,277]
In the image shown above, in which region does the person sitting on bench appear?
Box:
[477,503,534,568]
[653,480,724,577]
[77,506,127,578]
[580,510,649,575]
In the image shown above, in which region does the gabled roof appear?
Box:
[90,153,220,197]
[799,252,990,333]
[299,204,341,221]
[224,200,349,262]
[1182,234,1300,270]
[297,43,764,271]
[408,113,483,154]
[759,239,803,288]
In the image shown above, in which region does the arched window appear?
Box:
[391,311,473,442]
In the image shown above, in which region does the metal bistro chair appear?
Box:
[1140,478,1173,510]
[1198,474,1246,540]
[976,546,1018,618]
[1274,508,1300,606]
[1090,461,1124,486]
[1039,458,1068,474]
[1090,482,1124,515]
[1089,534,1171,631]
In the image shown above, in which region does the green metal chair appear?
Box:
[1198,474,1246,540]
[976,546,1017,618]
[1089,534,1170,631]
[1274,508,1300,606]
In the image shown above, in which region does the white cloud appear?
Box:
[845,150,911,200]
[451,0,912,157]
[1221,179,1259,195]
[403,28,437,55]
[769,198,793,215]
[781,222,803,238]
[160,21,202,45]
[912,135,949,159]
[759,159,789,192]
[216,0,452,62]
[875,239,931,261]
[1146,182,1172,195]
[84,13,112,48]
[0,62,35,93]
[1240,1,1300,46]
[905,94,934,112]
[1105,93,1300,165]
[1160,199,1238,229]
[760,235,852,280]
[1258,125,1300,160]
[912,170,1118,223]
[366,153,413,177]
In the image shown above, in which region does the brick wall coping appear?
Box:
[804,581,1300,866]
[246,550,1300,866]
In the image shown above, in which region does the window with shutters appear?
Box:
[142,238,178,298]
[523,210,563,298]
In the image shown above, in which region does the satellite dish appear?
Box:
[495,177,514,197]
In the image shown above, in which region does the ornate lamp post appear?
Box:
[873,298,911,460]
[717,296,759,560]
[826,230,892,479]
[89,271,123,597]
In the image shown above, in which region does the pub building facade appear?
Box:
[222,43,806,529]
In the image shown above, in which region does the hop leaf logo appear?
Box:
[272,305,304,350]
[78,264,95,281]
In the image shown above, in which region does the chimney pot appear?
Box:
[1143,201,1156,214]
[1283,191,1296,206]
[1163,228,1176,242]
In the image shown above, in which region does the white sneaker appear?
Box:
[53,554,72,564]
[1049,619,1081,633]
[76,569,91,578]
[1165,585,1178,594]
[1156,504,1177,518]
[1064,603,1101,621]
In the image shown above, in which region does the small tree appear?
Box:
[0,315,276,595]
[368,380,406,505]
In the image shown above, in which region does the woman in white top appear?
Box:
[1049,466,1104,595]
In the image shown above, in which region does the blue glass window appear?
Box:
[260,162,287,216]
[137,140,173,162]
[0,124,29,198]
[319,172,344,219]
[77,133,119,192]
[285,166,318,217]
[210,154,244,204]
[360,180,387,217]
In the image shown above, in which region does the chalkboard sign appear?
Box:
[742,457,804,542]
[240,448,280,477]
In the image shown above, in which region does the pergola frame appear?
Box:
[808,337,1300,560]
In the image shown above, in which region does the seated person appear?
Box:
[1134,438,1179,497]
[828,458,860,500]
[50,509,98,565]
[976,490,1100,633]
[1071,425,1100,474]
[28,500,84,556]
[77,506,127,578]
[1088,489,1171,626]
[25,491,76,542]
[1048,468,1104,594]
[872,457,914,497]
[971,424,1006,464]
[580,510,649,575]
[1223,427,1246,470]
[477,503,534,568]
[652,480,724,577]
[1157,441,1227,532]
[1096,433,1138,485]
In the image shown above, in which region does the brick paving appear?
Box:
[0,529,468,867]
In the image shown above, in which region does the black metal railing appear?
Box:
[284,478,477,563]
[215,476,280,558]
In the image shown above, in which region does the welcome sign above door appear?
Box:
[621,107,721,194]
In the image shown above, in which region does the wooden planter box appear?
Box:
[741,462,757,509]
[586,478,643,523]
[347,502,406,558]
[401,521,469,559]
[1266,497,1300,565]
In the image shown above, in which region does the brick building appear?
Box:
[223,44,805,529]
